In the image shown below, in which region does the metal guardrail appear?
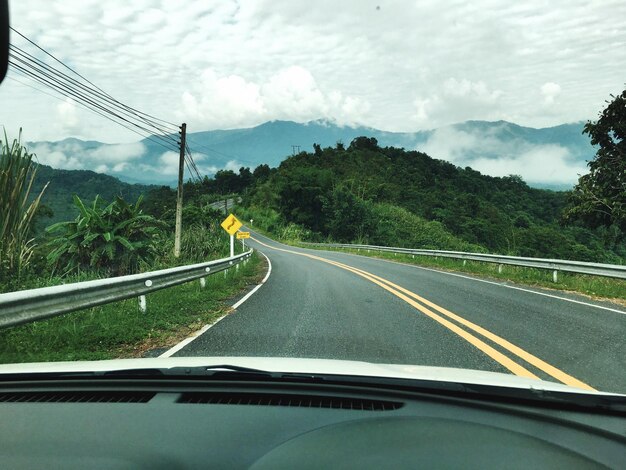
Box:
[0,250,253,329]
[302,243,626,281]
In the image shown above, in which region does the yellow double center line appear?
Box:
[252,237,594,391]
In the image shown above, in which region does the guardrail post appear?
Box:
[498,264,503,274]
[463,260,467,266]
[138,295,147,313]
[553,270,558,283]
[200,277,206,288]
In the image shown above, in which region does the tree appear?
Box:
[313,143,322,156]
[213,170,239,194]
[564,89,626,232]
[349,136,379,151]
[238,167,253,190]
[253,164,271,182]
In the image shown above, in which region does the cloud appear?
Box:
[419,125,588,185]
[541,82,561,105]
[1,0,625,142]
[412,79,504,128]
[89,142,146,162]
[56,98,80,135]
[29,141,146,171]
[470,145,587,185]
[224,160,244,172]
[419,123,510,164]
[156,151,180,176]
[179,65,371,130]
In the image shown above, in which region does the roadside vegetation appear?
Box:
[0,131,48,281]
[0,254,262,363]
[0,133,260,362]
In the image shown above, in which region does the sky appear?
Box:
[0,0,625,184]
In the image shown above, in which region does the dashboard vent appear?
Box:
[178,393,402,411]
[0,391,155,403]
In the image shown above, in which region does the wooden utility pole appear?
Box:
[174,122,186,257]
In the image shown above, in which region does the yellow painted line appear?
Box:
[331,261,596,391]
[251,236,596,390]
[252,237,537,379]
[322,258,539,379]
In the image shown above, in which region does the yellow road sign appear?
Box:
[236,231,250,239]
[220,213,242,235]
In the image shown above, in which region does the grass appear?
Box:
[301,245,626,304]
[0,253,264,363]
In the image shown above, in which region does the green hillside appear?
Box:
[31,164,156,233]
[238,137,624,263]
[39,136,620,264]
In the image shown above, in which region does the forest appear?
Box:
[144,135,623,264]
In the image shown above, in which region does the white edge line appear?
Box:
[232,251,272,309]
[159,251,273,358]
[308,248,626,316]
[159,322,219,358]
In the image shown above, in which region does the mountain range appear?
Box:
[26,119,595,190]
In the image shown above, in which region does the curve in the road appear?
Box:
[251,237,595,391]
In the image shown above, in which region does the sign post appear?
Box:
[236,231,250,253]
[221,214,243,258]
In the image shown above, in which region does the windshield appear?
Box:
[0,0,625,397]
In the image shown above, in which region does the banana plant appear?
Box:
[46,194,165,276]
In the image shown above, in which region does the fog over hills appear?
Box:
[26,119,594,190]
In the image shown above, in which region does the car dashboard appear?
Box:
[1,376,625,469]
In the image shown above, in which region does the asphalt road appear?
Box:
[176,230,626,394]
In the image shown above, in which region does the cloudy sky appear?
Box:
[0,0,625,183]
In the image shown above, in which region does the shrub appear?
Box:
[46,195,164,276]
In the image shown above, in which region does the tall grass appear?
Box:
[0,131,48,280]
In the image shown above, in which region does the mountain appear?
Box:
[25,120,595,189]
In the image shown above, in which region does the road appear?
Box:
[175,230,626,394]
[208,198,237,214]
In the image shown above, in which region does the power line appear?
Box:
[9,26,179,129]
[7,27,181,154]
[8,45,180,142]
[184,142,202,181]
[8,58,180,152]
[8,58,179,149]
[5,73,73,104]
[8,29,237,185]
[9,65,180,154]
[9,43,179,136]
[185,135,259,168]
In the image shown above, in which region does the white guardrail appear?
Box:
[0,249,253,329]
[302,243,626,281]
